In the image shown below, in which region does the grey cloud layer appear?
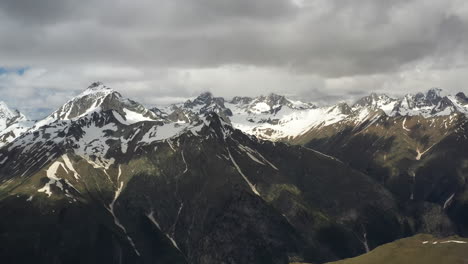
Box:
[1,0,466,75]
[0,0,467,118]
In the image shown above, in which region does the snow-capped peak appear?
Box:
[353,93,398,115]
[183,92,227,110]
[43,82,118,122]
[0,102,31,147]
[403,88,444,107]
[455,92,467,102]
[190,92,214,105]
[390,88,457,117]
[229,93,315,115]
[80,82,114,97]
[3,85,468,149]
[0,101,17,120]
[177,92,232,122]
[350,88,468,117]
[426,87,444,101]
[354,93,395,106]
[0,101,26,130]
[330,102,353,115]
[230,96,253,105]
[28,82,163,132]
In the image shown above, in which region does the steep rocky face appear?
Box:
[329,103,354,116]
[353,93,398,115]
[349,88,468,118]
[230,96,254,105]
[455,92,467,102]
[390,88,466,117]
[164,106,198,124]
[148,106,169,119]
[179,92,233,122]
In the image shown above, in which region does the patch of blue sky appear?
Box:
[0,67,28,75]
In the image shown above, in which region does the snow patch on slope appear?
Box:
[123,108,154,124]
[106,181,141,256]
[38,161,66,196]
[228,103,348,140]
[227,148,260,196]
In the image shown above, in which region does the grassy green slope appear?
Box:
[323,234,468,264]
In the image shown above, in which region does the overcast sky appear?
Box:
[0,0,467,118]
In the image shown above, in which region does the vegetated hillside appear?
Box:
[323,234,468,264]
[295,111,468,237]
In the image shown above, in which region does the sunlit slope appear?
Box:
[324,234,468,264]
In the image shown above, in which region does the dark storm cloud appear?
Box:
[1,0,467,76]
[0,0,87,24]
[0,0,297,26]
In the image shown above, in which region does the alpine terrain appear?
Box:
[0,83,467,263]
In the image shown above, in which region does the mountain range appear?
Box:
[0,82,467,263]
